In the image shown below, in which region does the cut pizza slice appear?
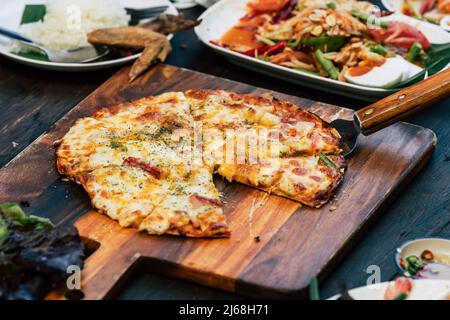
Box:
[57,93,194,177]
[139,165,229,237]
[80,161,229,237]
[217,153,345,208]
[187,89,342,157]
[78,165,166,228]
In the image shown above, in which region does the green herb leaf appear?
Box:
[319,153,337,169]
[0,202,54,230]
[20,4,46,25]
[309,277,320,300]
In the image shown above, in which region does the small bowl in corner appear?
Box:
[395,238,450,280]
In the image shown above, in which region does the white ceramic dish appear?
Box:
[195,0,450,100]
[382,0,450,31]
[395,238,450,279]
[328,279,450,300]
[0,0,178,72]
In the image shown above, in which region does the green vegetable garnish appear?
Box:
[110,139,128,152]
[20,4,46,25]
[0,217,9,247]
[370,45,388,57]
[319,153,337,169]
[257,55,270,61]
[405,255,424,275]
[326,1,336,9]
[406,42,423,62]
[302,36,346,52]
[0,202,53,230]
[350,10,389,29]
[309,277,320,300]
[315,49,340,80]
[393,293,408,300]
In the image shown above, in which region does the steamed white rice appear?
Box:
[19,0,130,50]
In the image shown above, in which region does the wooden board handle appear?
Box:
[355,68,450,135]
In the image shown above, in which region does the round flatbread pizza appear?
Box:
[56,90,346,238]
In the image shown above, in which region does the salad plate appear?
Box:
[0,0,178,72]
[195,0,450,100]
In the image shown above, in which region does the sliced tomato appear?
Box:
[384,277,414,300]
[247,0,289,12]
[420,0,436,14]
[369,21,431,51]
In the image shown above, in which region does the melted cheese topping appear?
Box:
[57,90,345,237]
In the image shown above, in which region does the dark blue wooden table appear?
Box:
[0,3,448,300]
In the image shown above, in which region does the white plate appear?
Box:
[0,0,178,72]
[382,0,450,31]
[328,279,450,300]
[195,0,450,100]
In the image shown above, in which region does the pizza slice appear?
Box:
[217,153,345,208]
[139,165,229,237]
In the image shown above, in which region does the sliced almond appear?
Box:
[326,14,336,27]
[309,14,323,22]
[311,25,323,36]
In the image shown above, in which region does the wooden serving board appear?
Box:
[0,65,436,299]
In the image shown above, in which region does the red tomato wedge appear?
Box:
[384,277,414,300]
[247,0,289,12]
[369,22,431,51]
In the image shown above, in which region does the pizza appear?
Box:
[56,90,345,238]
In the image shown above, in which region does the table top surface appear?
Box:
[0,4,449,300]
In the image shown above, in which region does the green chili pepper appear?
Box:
[315,50,340,80]
[406,42,423,62]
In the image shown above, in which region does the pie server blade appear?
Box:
[330,68,450,158]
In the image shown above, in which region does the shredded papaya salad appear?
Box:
[212,0,434,88]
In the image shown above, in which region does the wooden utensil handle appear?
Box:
[355,68,450,136]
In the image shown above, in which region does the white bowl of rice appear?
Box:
[0,0,177,71]
[19,0,130,51]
